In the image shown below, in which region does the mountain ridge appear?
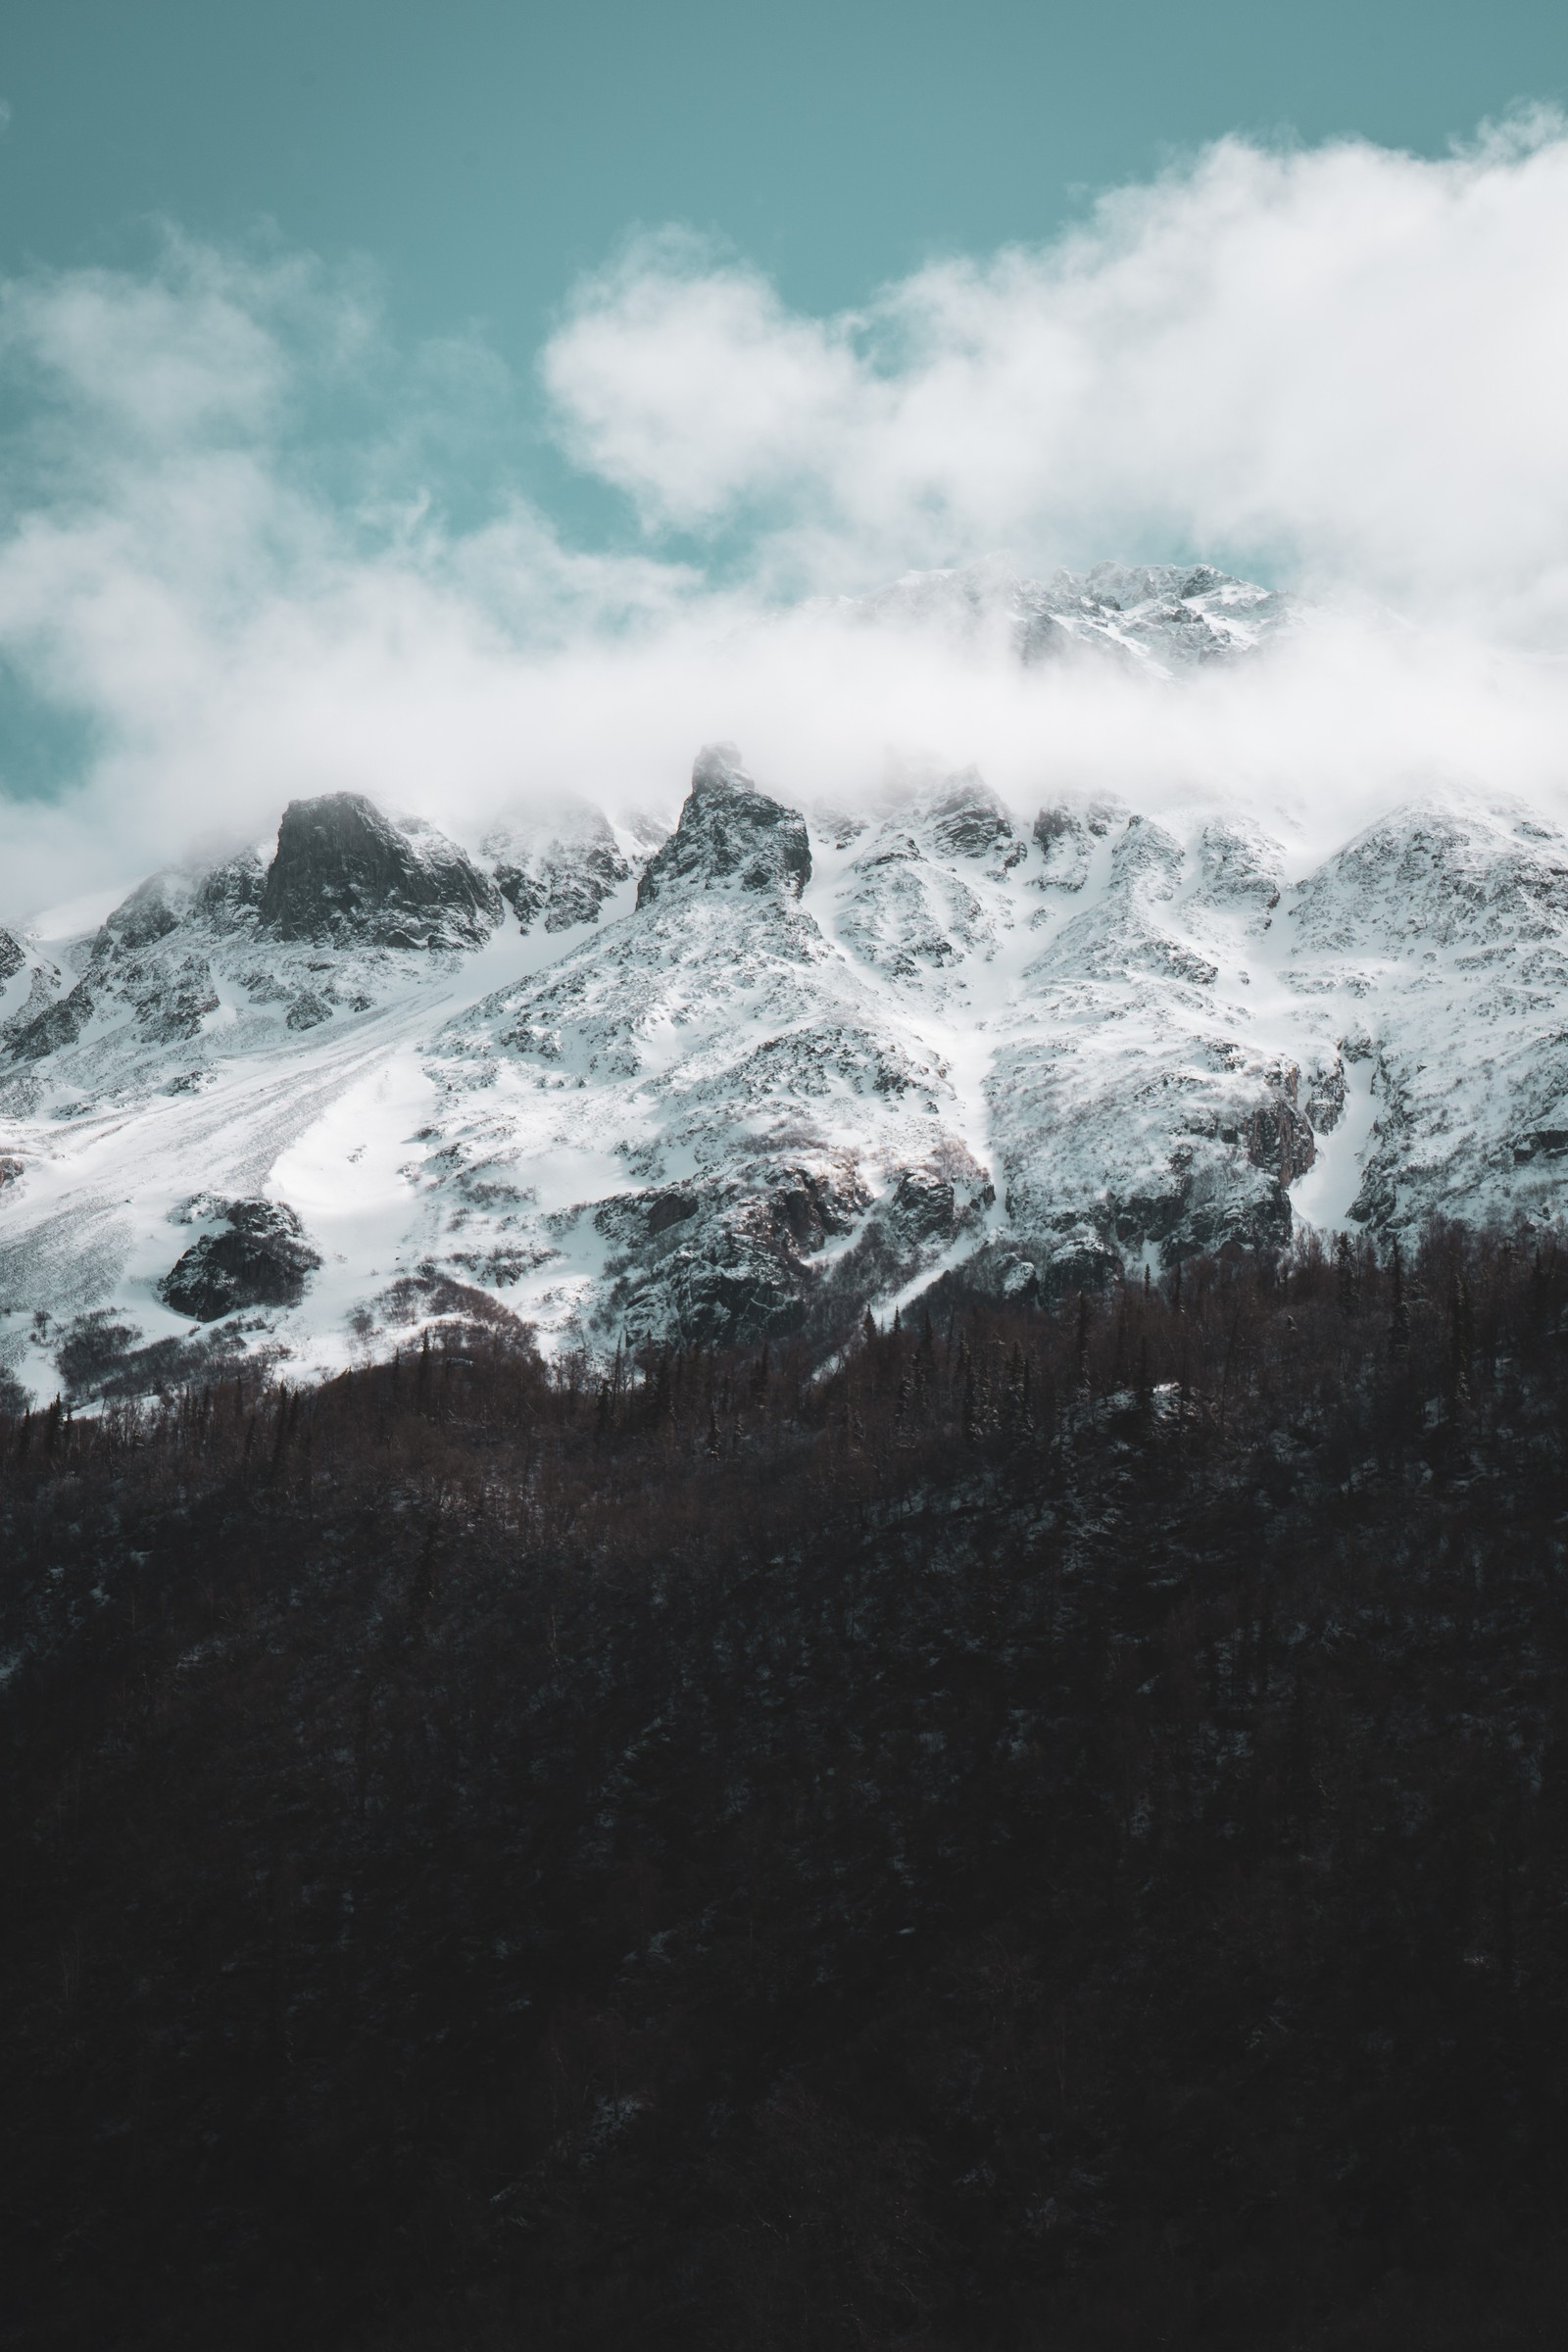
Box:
[3,566,1566,1403]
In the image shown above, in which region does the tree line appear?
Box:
[3,1226,1568,2348]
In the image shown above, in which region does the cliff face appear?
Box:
[635,743,812,909]
[258,793,503,950]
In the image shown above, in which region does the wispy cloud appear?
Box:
[545,115,1568,629]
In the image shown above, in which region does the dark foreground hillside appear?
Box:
[4,1233,1568,2350]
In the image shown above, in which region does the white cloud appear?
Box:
[0,235,376,463]
[5,125,1568,919]
[543,117,1568,631]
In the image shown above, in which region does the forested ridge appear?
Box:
[5,1231,1568,2348]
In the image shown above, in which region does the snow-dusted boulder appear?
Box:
[160,1200,321,1321]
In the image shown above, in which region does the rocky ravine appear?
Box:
[4,682,1568,1401]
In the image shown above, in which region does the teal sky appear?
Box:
[4,0,1568,538]
[6,1,1567,321]
[3,0,1568,854]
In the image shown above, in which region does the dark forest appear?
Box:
[5,1230,1568,2348]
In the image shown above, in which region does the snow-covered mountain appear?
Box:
[844,557,1293,672]
[3,575,1567,1403]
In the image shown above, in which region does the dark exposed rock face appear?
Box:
[646,1192,698,1237]
[260,794,502,949]
[1246,1092,1316,1184]
[127,956,220,1045]
[1033,797,1123,892]
[7,872,229,1063]
[583,1153,996,1349]
[1513,1127,1568,1165]
[0,927,24,982]
[924,770,1025,868]
[9,981,94,1061]
[636,745,811,910]
[10,873,227,1060]
[1305,1055,1347,1135]
[592,1160,871,1346]
[486,809,631,934]
[888,1167,959,1242]
[196,848,267,929]
[95,873,187,959]
[159,1200,321,1322]
[2,966,58,1048]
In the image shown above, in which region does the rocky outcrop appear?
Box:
[1194,817,1284,915]
[259,793,502,949]
[94,872,190,959]
[196,848,268,929]
[159,1200,321,1322]
[589,1159,870,1346]
[833,776,1022,986]
[285,989,332,1031]
[1290,803,1568,957]
[1246,1079,1316,1184]
[126,955,219,1045]
[9,979,94,1061]
[923,770,1025,869]
[636,745,810,908]
[15,877,222,1057]
[485,807,631,933]
[1032,796,1123,892]
[1017,562,1292,669]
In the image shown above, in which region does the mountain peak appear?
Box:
[635,745,811,908]
[847,556,1290,673]
[258,792,501,950]
[690,740,752,796]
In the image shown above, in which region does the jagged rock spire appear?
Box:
[635,745,811,909]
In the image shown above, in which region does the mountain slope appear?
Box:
[4,657,1568,1401]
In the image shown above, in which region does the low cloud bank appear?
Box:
[2,117,1568,915]
[548,113,1568,628]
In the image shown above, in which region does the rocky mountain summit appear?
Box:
[258,792,503,950]
[483,804,636,934]
[635,742,812,906]
[848,558,1292,672]
[4,674,1568,1401]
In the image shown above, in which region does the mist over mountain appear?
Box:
[4,562,1568,1407]
[6,114,1568,924]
